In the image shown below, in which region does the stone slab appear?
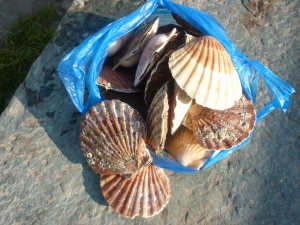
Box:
[0,0,299,224]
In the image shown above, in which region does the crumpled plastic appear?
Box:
[57,0,295,173]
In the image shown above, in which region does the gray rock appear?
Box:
[1,0,299,224]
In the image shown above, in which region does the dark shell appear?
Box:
[97,65,140,93]
[146,82,169,153]
[172,13,204,37]
[144,30,186,105]
[101,90,148,122]
[100,163,171,219]
[134,28,176,86]
[80,100,152,179]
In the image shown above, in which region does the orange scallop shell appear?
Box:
[165,126,212,170]
[146,82,169,153]
[168,36,242,110]
[80,100,152,179]
[100,163,171,218]
[185,95,256,150]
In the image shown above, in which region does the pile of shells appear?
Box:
[80,14,256,218]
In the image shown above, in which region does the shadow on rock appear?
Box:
[17,12,115,206]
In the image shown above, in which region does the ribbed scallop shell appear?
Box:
[186,95,256,150]
[80,100,152,179]
[100,163,171,219]
[113,17,159,69]
[169,83,192,135]
[172,13,204,37]
[168,36,242,110]
[146,82,169,153]
[107,30,134,57]
[165,126,212,170]
[134,28,176,86]
[97,65,140,93]
[144,29,186,105]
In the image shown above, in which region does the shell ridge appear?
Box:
[147,164,158,216]
[130,167,147,218]
[100,102,124,152]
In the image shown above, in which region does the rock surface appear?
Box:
[1,0,299,224]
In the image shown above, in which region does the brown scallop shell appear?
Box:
[146,82,169,153]
[169,83,192,135]
[97,65,140,93]
[113,17,159,69]
[80,100,152,179]
[100,163,171,219]
[186,95,256,150]
[134,28,176,86]
[144,29,186,105]
[168,36,242,110]
[165,126,212,170]
[172,13,204,37]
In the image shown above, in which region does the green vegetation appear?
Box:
[0,3,61,114]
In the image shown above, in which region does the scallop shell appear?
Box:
[146,82,169,153]
[100,163,171,218]
[113,17,159,69]
[144,30,186,105]
[80,100,152,179]
[165,126,212,170]
[101,90,148,122]
[107,30,134,57]
[168,36,242,110]
[187,95,256,150]
[172,13,204,37]
[97,65,140,93]
[134,28,177,86]
[169,83,192,135]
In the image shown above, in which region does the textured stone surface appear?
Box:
[0,0,299,224]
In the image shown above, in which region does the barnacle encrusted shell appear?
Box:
[168,36,242,110]
[113,17,159,69]
[184,95,256,150]
[146,82,169,153]
[80,100,152,179]
[169,83,192,135]
[172,13,204,37]
[134,28,176,86]
[97,65,140,93]
[165,126,212,170]
[107,30,134,57]
[100,163,171,219]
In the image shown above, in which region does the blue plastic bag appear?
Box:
[57,0,294,173]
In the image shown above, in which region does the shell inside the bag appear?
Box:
[165,126,212,170]
[145,82,169,154]
[183,95,256,150]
